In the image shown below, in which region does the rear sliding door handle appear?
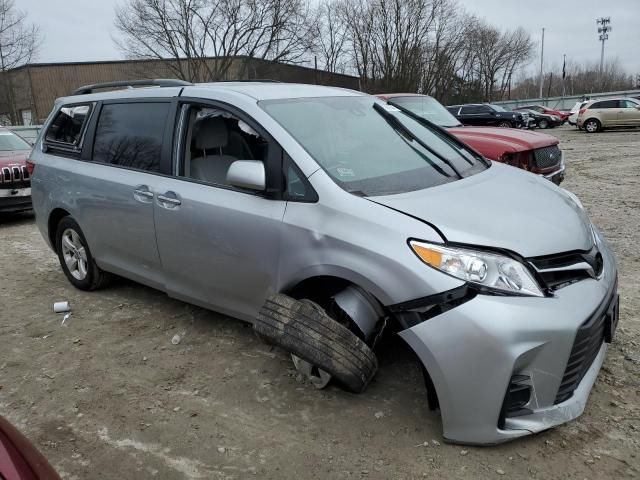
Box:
[133,186,154,203]
[157,193,182,207]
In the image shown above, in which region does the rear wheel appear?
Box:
[584,119,601,133]
[55,217,111,290]
[254,294,378,393]
[538,119,549,129]
[497,121,512,128]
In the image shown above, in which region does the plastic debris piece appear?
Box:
[171,334,181,345]
[61,313,71,326]
[53,301,71,313]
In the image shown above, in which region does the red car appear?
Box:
[0,127,33,214]
[0,416,61,480]
[377,94,565,185]
[514,105,570,123]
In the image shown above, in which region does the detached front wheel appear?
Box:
[255,294,378,393]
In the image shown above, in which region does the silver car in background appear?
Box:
[30,81,619,444]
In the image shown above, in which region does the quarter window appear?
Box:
[461,105,485,114]
[45,104,92,149]
[93,103,169,172]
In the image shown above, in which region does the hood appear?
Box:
[369,162,592,258]
[0,150,30,168]
[448,126,558,156]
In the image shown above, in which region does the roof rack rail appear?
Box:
[213,79,282,83]
[72,79,192,95]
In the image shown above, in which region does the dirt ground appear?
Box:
[1,126,639,479]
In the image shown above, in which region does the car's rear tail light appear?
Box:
[578,108,586,115]
[26,159,35,175]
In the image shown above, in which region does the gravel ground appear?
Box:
[1,126,639,479]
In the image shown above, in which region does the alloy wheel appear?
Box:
[61,228,88,280]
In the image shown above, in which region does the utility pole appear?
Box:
[596,17,612,86]
[538,27,545,99]
[561,54,566,99]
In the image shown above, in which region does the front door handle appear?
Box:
[157,191,182,208]
[133,185,154,203]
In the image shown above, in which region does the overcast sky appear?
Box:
[19,0,640,77]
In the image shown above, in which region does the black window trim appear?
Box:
[83,97,178,176]
[172,97,318,203]
[43,101,96,158]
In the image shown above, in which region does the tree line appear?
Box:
[1,0,639,125]
[114,0,536,104]
[511,58,638,100]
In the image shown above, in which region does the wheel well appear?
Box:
[585,118,600,126]
[285,276,353,305]
[48,208,70,251]
[283,276,440,408]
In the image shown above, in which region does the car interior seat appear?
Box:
[190,117,239,185]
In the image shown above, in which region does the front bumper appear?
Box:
[0,187,32,213]
[542,164,565,185]
[397,240,617,444]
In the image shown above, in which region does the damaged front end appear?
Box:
[391,241,618,445]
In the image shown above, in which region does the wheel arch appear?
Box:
[48,207,71,251]
[281,269,390,308]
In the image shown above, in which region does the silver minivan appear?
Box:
[31,80,619,445]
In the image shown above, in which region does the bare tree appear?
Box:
[114,0,314,82]
[311,0,349,73]
[0,0,40,124]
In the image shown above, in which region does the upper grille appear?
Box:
[532,145,562,169]
[529,246,603,290]
[554,280,617,404]
[0,165,30,188]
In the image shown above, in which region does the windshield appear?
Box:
[261,96,488,197]
[0,130,31,151]
[491,105,508,112]
[386,96,461,128]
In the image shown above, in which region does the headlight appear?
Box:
[409,240,544,297]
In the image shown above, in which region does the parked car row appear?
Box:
[446,103,527,128]
[378,94,565,184]
[25,79,617,446]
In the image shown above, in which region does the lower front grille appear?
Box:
[554,281,617,404]
[533,145,562,169]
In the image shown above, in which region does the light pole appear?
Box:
[596,17,612,85]
[538,28,545,99]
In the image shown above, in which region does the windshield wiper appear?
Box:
[373,103,463,179]
[388,102,489,167]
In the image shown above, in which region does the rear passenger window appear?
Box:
[93,103,169,172]
[45,104,93,150]
[591,100,617,109]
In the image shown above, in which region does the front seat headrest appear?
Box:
[195,117,228,150]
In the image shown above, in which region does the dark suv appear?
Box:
[447,104,525,128]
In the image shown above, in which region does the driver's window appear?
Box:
[180,105,268,186]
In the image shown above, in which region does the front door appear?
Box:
[153,103,286,321]
[617,100,640,126]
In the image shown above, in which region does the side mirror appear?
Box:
[226,160,266,191]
